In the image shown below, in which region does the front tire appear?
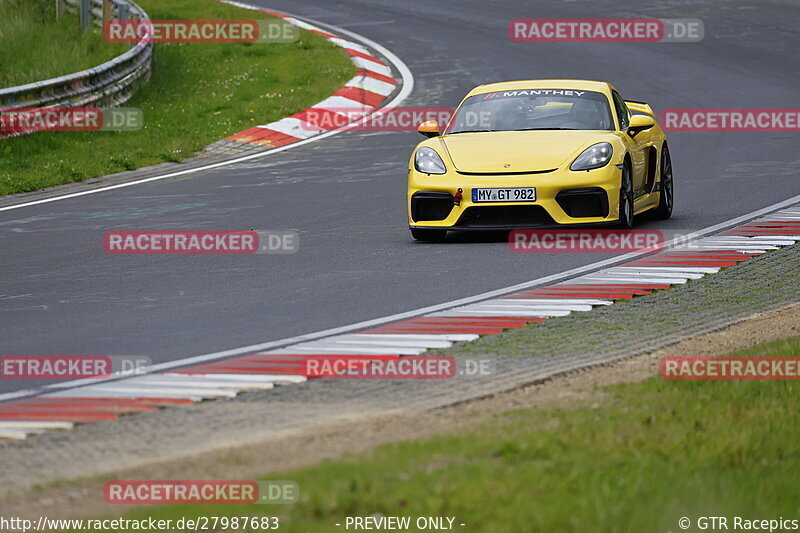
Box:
[411,228,447,242]
[653,143,674,220]
[618,162,635,229]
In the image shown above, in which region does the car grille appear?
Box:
[455,205,555,228]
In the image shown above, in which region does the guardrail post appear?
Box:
[103,0,113,24]
[55,0,65,19]
[80,0,91,33]
[118,1,129,21]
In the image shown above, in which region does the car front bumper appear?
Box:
[407,164,623,229]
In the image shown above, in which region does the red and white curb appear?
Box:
[2,206,799,440]
[208,1,398,152]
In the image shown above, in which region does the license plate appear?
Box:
[472,187,536,203]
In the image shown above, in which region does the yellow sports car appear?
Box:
[407,79,673,241]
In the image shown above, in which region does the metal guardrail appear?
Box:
[0,0,152,128]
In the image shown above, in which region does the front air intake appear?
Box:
[411,192,454,222]
[556,187,609,218]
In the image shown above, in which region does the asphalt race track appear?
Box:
[2,0,798,395]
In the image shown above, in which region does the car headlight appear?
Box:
[570,142,613,171]
[414,147,447,175]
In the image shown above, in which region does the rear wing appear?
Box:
[624,100,655,116]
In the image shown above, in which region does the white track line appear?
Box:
[703,236,794,241]
[580,276,690,284]
[326,337,453,348]
[42,388,205,400]
[161,372,277,383]
[500,298,613,305]
[173,373,306,384]
[483,299,605,306]
[672,246,770,253]
[344,334,480,342]
[610,266,720,274]
[45,372,159,389]
[462,302,595,311]
[275,343,425,355]
[602,270,705,280]
[553,277,677,285]
[700,239,787,246]
[0,421,74,430]
[126,375,274,390]
[0,429,31,440]
[80,385,237,398]
[430,309,573,317]
[191,374,308,385]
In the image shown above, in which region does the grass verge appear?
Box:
[0,0,128,87]
[0,0,356,196]
[107,336,800,532]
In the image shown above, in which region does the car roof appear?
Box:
[466,79,616,97]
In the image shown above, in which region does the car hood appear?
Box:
[441,130,607,173]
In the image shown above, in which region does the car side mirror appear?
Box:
[627,114,655,137]
[418,120,440,138]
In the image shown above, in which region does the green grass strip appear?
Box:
[0,0,129,87]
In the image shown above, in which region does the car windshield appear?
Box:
[446,89,614,133]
